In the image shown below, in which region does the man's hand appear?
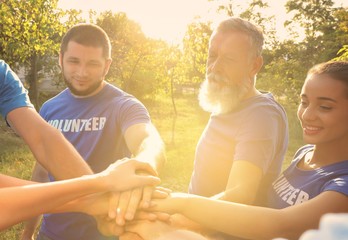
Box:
[108,186,171,226]
[125,220,176,240]
[120,232,144,240]
[98,158,160,192]
[95,215,125,236]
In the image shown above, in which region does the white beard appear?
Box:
[198,73,250,115]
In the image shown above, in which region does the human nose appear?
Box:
[299,105,317,122]
[76,65,88,78]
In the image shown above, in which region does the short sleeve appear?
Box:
[0,60,33,119]
[323,176,348,196]
[234,106,282,172]
[118,96,150,134]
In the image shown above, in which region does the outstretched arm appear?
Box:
[0,159,160,231]
[111,123,166,225]
[152,191,348,240]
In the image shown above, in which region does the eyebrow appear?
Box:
[301,94,337,103]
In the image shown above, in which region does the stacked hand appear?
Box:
[78,158,172,237]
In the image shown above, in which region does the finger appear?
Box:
[133,161,158,176]
[151,187,170,200]
[134,211,171,222]
[120,232,144,240]
[141,186,154,208]
[125,188,143,221]
[108,192,120,219]
[134,211,158,221]
[134,175,161,187]
[154,212,171,222]
[116,190,132,226]
[155,186,172,194]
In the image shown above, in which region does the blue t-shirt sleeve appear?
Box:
[234,107,281,172]
[323,175,348,197]
[118,96,151,134]
[0,60,33,119]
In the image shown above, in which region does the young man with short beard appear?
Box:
[21,23,165,240]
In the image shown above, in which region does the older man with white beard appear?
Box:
[189,16,288,213]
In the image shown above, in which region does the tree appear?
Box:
[96,11,162,98]
[0,0,81,108]
[285,0,343,65]
[182,20,212,87]
[332,8,348,61]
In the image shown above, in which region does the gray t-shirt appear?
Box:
[189,92,289,206]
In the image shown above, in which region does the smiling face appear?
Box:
[60,41,112,97]
[297,73,348,146]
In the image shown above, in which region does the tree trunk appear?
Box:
[28,54,39,109]
[170,72,177,145]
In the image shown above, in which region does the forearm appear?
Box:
[21,215,42,240]
[156,230,209,240]
[7,107,93,179]
[135,131,166,172]
[29,127,93,179]
[164,195,281,240]
[0,175,103,230]
[0,174,35,188]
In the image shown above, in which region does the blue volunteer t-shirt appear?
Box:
[0,60,33,119]
[39,83,150,240]
[268,145,348,209]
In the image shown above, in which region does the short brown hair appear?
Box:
[60,23,111,59]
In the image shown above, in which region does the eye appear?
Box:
[319,105,332,111]
[87,62,102,68]
[224,56,237,62]
[300,100,308,108]
[67,59,79,64]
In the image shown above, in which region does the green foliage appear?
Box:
[0,0,81,107]
[334,45,348,61]
[182,20,212,86]
[95,11,180,100]
[0,124,36,239]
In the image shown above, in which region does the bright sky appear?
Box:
[58,0,348,44]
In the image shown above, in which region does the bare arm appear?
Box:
[112,123,166,225]
[0,159,160,231]
[152,191,348,240]
[21,163,49,240]
[124,123,166,171]
[6,107,93,179]
[168,161,263,235]
[215,160,263,204]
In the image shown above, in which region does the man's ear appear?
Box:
[250,55,263,77]
[103,58,112,76]
[58,53,63,69]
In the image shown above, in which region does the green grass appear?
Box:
[0,94,303,239]
[0,126,36,239]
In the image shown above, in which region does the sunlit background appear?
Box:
[58,0,348,43]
